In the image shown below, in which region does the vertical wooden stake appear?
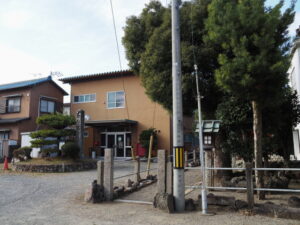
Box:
[146,134,154,176]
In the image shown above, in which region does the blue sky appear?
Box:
[0,0,299,99]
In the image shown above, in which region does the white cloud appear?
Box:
[0,10,32,29]
[0,44,50,83]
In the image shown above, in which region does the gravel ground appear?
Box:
[0,162,299,225]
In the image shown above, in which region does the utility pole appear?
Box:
[172,0,185,212]
[194,64,208,214]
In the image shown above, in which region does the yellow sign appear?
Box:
[174,147,184,169]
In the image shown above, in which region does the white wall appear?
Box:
[20,132,40,158]
[289,39,300,160]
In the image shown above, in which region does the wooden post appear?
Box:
[246,162,254,209]
[157,150,166,193]
[134,157,141,183]
[193,148,196,163]
[146,134,154,176]
[104,148,114,201]
[97,161,104,186]
[131,146,136,160]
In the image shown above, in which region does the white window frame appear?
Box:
[204,135,212,145]
[106,91,125,109]
[73,93,96,104]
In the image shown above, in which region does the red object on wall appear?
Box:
[136,143,146,157]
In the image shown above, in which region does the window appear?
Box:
[107,91,125,109]
[0,132,9,140]
[40,99,55,113]
[73,94,96,103]
[7,98,21,113]
[204,135,212,145]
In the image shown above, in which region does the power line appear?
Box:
[109,0,122,70]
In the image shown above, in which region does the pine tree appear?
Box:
[206,0,295,199]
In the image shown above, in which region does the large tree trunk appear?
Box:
[252,101,265,200]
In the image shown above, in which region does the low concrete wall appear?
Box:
[12,161,97,173]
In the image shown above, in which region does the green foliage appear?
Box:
[123,0,221,116]
[30,129,76,139]
[61,142,80,159]
[36,113,76,129]
[13,146,32,161]
[139,128,158,156]
[206,0,295,106]
[30,114,76,157]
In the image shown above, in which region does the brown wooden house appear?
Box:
[0,76,67,157]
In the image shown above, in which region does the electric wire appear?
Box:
[109,0,130,119]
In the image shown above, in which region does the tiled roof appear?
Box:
[0,76,68,95]
[60,70,134,83]
[0,76,51,91]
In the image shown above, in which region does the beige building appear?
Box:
[61,70,194,158]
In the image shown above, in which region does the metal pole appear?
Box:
[172,0,185,212]
[194,64,208,214]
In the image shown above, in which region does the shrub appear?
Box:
[61,142,80,159]
[139,128,158,157]
[13,146,32,161]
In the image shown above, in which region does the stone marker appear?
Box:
[157,150,166,193]
[97,161,104,186]
[104,148,114,201]
[153,193,174,213]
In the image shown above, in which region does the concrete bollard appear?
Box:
[157,150,166,193]
[134,157,141,183]
[97,161,104,186]
[104,148,114,201]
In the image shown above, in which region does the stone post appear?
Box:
[193,148,196,164]
[157,150,166,193]
[104,148,114,201]
[134,157,141,183]
[166,161,173,195]
[97,161,104,186]
[205,149,213,187]
[76,109,85,158]
[246,163,254,209]
[184,151,188,167]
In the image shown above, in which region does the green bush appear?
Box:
[13,146,32,161]
[61,142,80,159]
[139,128,158,157]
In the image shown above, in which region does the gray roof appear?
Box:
[60,70,134,83]
[0,117,30,124]
[0,76,68,95]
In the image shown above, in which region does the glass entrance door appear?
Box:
[101,132,132,158]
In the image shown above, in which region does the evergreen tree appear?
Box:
[30,114,76,157]
[206,0,295,199]
[123,0,221,116]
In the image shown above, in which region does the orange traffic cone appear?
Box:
[3,157,9,170]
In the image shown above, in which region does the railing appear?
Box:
[184,164,300,208]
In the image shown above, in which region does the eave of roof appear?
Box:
[85,119,138,126]
[60,70,134,83]
[0,117,30,124]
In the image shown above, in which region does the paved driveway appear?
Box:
[0,162,298,225]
